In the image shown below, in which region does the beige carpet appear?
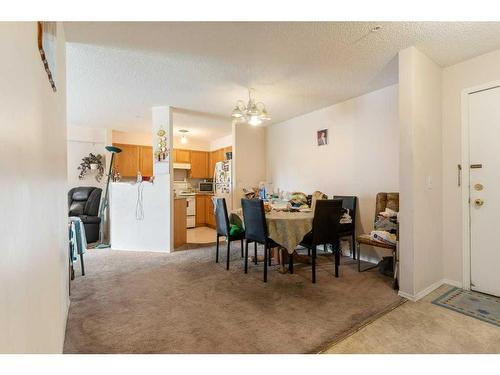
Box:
[64,244,401,353]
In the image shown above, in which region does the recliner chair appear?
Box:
[68,187,102,243]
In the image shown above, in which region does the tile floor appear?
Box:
[187,226,222,244]
[323,284,500,353]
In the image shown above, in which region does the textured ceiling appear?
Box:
[65,21,500,138]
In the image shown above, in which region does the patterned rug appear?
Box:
[432,287,500,327]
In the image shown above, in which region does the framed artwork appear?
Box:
[37,21,57,92]
[317,129,328,146]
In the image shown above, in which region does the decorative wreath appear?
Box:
[78,153,105,182]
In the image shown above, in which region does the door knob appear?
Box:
[474,198,484,207]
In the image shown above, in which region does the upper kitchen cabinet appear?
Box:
[139,146,153,177]
[173,149,191,163]
[190,151,209,178]
[209,146,232,174]
[113,143,153,177]
[113,143,140,177]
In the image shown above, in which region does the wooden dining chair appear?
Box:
[241,198,280,282]
[214,197,245,270]
[356,192,399,289]
[300,199,343,283]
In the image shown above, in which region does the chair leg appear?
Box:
[254,242,258,264]
[240,239,244,258]
[226,240,230,271]
[263,243,268,282]
[289,252,294,274]
[80,252,85,276]
[357,241,361,272]
[268,246,272,266]
[352,233,356,259]
[216,235,219,263]
[312,247,316,283]
[335,241,340,278]
[308,248,311,257]
[244,240,249,274]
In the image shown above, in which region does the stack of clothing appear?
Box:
[69,216,87,262]
[370,208,398,245]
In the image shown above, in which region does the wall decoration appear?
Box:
[37,21,57,92]
[317,129,328,146]
[78,153,105,182]
[154,127,169,162]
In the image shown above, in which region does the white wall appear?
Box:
[266,85,399,260]
[67,126,108,190]
[233,123,267,209]
[109,107,173,252]
[112,129,222,151]
[112,129,151,146]
[210,134,232,151]
[0,22,68,353]
[442,48,500,285]
[398,47,443,298]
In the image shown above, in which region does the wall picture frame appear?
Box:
[37,21,57,92]
[317,129,328,146]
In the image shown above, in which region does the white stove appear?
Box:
[174,182,196,228]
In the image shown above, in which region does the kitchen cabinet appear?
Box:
[173,149,191,163]
[195,195,206,226]
[195,194,216,229]
[190,150,209,178]
[209,146,232,175]
[174,198,187,249]
[139,146,153,176]
[205,197,216,228]
[113,143,153,177]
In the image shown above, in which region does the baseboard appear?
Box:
[398,278,455,302]
[442,278,462,288]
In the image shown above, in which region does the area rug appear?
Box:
[64,244,402,353]
[432,287,500,327]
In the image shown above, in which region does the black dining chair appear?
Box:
[333,195,357,259]
[214,197,245,270]
[241,198,280,282]
[300,199,343,283]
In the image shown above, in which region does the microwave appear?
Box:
[198,181,214,192]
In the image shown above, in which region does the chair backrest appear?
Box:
[68,187,102,217]
[375,192,399,221]
[214,198,231,237]
[241,198,268,243]
[333,195,357,222]
[311,199,343,245]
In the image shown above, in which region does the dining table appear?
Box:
[230,208,316,272]
[231,208,314,255]
[231,206,353,272]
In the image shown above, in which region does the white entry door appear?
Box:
[469,85,500,297]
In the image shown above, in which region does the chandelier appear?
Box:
[231,88,271,126]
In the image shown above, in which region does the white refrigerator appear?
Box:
[214,160,232,212]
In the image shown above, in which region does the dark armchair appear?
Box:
[68,187,102,243]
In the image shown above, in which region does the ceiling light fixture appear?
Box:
[179,129,189,144]
[231,88,271,126]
